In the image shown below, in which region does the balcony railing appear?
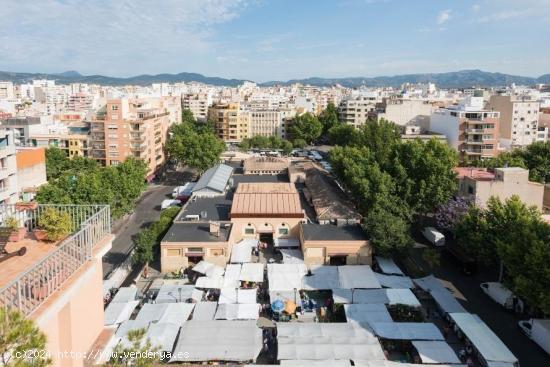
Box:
[0,204,111,316]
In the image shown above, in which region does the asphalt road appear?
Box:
[102,184,174,277]
[434,256,550,366]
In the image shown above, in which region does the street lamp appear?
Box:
[351,288,355,304]
[178,288,182,303]
[293,288,297,305]
[235,287,239,304]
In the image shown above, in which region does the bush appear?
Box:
[5,217,19,231]
[38,208,72,241]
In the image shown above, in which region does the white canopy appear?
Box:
[348,289,389,304]
[277,344,385,361]
[370,322,444,340]
[192,302,218,321]
[412,341,461,364]
[385,289,421,307]
[115,320,150,338]
[302,266,340,290]
[155,284,200,303]
[231,239,257,263]
[219,288,257,304]
[224,263,242,281]
[104,301,139,326]
[375,257,405,275]
[374,273,414,289]
[193,260,225,277]
[332,288,353,304]
[280,249,305,264]
[145,323,180,352]
[276,322,378,339]
[135,303,195,326]
[196,276,225,289]
[344,304,393,326]
[354,362,466,367]
[449,313,518,364]
[414,276,467,314]
[215,303,260,320]
[171,320,262,362]
[338,265,381,289]
[270,290,303,307]
[111,286,138,303]
[268,264,307,291]
[280,360,351,366]
[240,263,265,282]
[274,238,300,248]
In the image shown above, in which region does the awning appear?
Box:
[192,302,218,321]
[240,263,265,282]
[214,303,260,320]
[449,313,518,364]
[280,249,305,264]
[374,273,414,289]
[196,276,225,289]
[170,320,262,362]
[274,238,300,248]
[375,256,405,276]
[193,260,225,277]
[104,301,139,326]
[145,323,180,352]
[370,322,445,340]
[225,263,242,281]
[270,290,303,308]
[332,288,353,304]
[135,303,195,326]
[219,288,258,304]
[231,239,257,263]
[414,276,467,314]
[280,360,352,366]
[344,304,393,326]
[155,284,200,303]
[338,265,381,289]
[115,320,150,338]
[302,265,340,290]
[385,289,421,307]
[268,264,307,291]
[110,286,138,303]
[411,341,461,364]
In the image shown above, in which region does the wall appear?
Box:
[230,216,304,243]
[160,241,230,273]
[463,177,545,210]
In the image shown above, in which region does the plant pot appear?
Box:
[15,202,38,211]
[33,229,49,241]
[9,227,26,242]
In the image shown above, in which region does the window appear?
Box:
[278,227,289,235]
[187,247,203,254]
[468,185,474,195]
[244,228,255,235]
[111,105,118,111]
[167,249,181,257]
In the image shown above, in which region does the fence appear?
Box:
[0,204,111,316]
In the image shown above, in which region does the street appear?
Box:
[434,256,550,366]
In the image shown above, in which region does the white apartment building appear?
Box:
[376,98,435,126]
[0,129,18,204]
[338,96,378,128]
[430,96,500,160]
[182,93,211,122]
[488,95,545,148]
[0,82,15,99]
[250,110,285,138]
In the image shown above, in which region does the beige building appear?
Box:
[488,95,542,148]
[376,98,435,126]
[182,93,210,122]
[456,167,544,210]
[338,97,378,129]
[208,102,251,143]
[243,157,289,175]
[250,110,285,138]
[300,223,372,266]
[91,98,170,179]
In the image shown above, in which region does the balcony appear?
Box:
[466,128,483,134]
[0,204,111,316]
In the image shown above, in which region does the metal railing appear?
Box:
[0,204,111,316]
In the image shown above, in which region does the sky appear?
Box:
[1,0,549,82]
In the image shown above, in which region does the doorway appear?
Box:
[329,255,347,266]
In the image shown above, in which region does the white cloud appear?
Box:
[437,9,452,25]
[472,4,481,12]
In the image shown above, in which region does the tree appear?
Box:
[110,328,160,367]
[280,140,293,155]
[181,108,195,124]
[435,196,472,232]
[328,124,361,147]
[319,102,339,134]
[476,151,526,171]
[132,229,156,278]
[522,141,550,183]
[455,204,494,265]
[45,147,69,180]
[292,139,307,149]
[290,113,322,144]
[359,118,401,167]
[166,122,224,173]
[363,204,413,256]
[0,307,51,366]
[423,248,441,270]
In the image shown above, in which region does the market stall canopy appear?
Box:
[155,284,201,303]
[135,303,195,326]
[354,361,466,367]
[414,276,467,314]
[115,320,150,338]
[370,322,444,340]
[193,260,225,278]
[224,263,242,282]
[231,239,257,263]
[280,360,352,367]
[215,303,260,320]
[268,264,307,291]
[374,273,414,289]
[192,301,218,321]
[302,266,340,290]
[196,276,225,289]
[332,288,353,304]
[274,238,301,248]
[104,301,139,326]
[144,323,180,352]
[280,249,305,264]
[170,320,262,362]
[411,341,461,364]
[344,304,393,326]
[110,286,138,303]
[240,263,265,283]
[219,288,257,304]
[375,257,405,276]
[270,290,303,308]
[449,313,518,365]
[338,265,381,289]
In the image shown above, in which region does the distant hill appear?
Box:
[0,69,548,88]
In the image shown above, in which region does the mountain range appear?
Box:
[0,69,549,88]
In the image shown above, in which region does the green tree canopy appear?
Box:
[328,124,361,147]
[110,328,160,367]
[290,113,322,144]
[292,138,307,149]
[319,102,339,134]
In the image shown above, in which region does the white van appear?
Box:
[518,319,550,354]
[161,199,181,210]
[421,227,445,246]
[480,282,523,311]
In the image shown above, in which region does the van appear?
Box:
[480,282,523,312]
[421,227,445,246]
[161,199,181,210]
[518,319,550,354]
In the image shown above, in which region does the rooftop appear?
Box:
[162,222,232,243]
[301,223,368,242]
[243,157,289,173]
[193,164,233,194]
[454,167,495,181]
[177,193,233,222]
[231,182,303,218]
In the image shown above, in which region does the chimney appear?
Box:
[209,221,220,237]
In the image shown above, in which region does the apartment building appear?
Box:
[338,96,378,128]
[0,129,18,204]
[208,102,251,143]
[0,116,42,146]
[455,167,544,211]
[488,95,545,148]
[0,81,15,99]
[30,133,90,158]
[90,98,170,179]
[376,98,435,127]
[430,95,500,161]
[250,110,285,138]
[15,147,47,201]
[67,92,93,112]
[182,93,211,121]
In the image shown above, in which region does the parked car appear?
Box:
[518,319,550,354]
[480,282,523,312]
[172,182,195,201]
[421,227,445,246]
[161,199,181,210]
